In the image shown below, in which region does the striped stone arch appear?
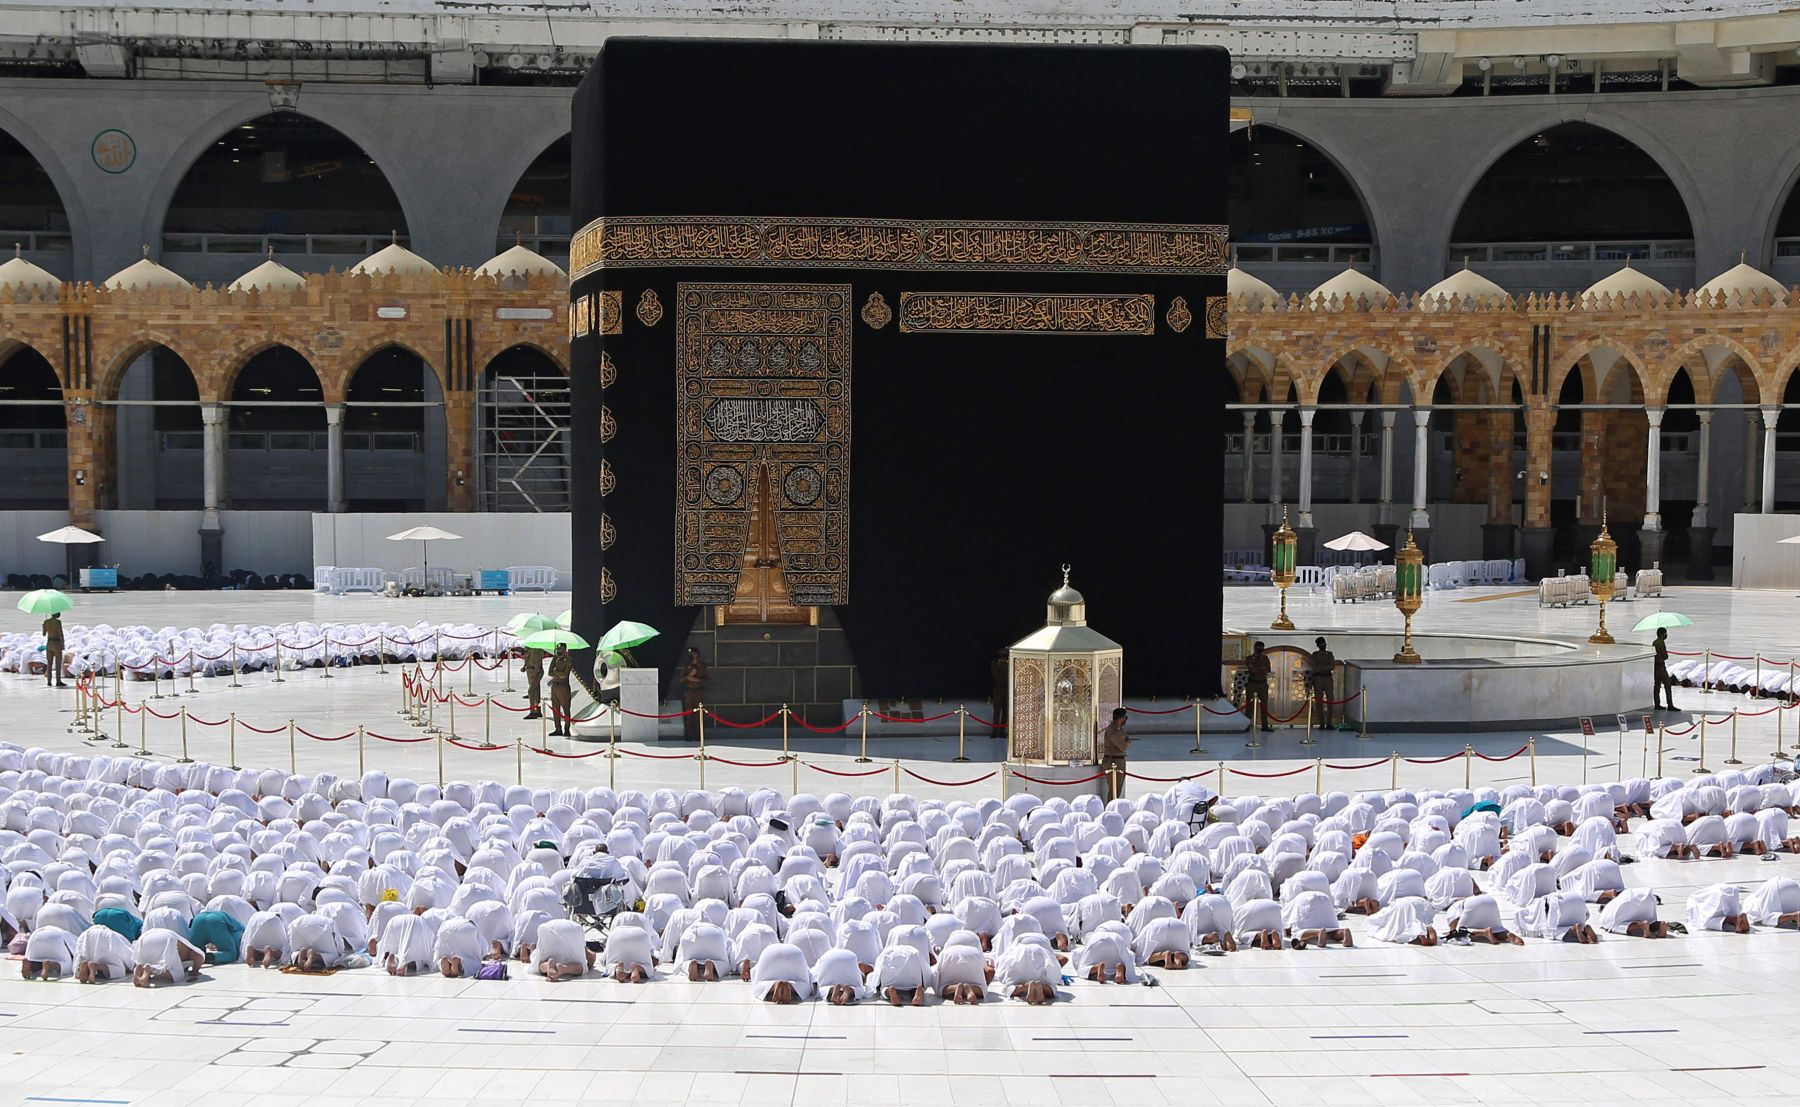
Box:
[1658,333,1768,406]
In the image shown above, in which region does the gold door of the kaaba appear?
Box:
[675,283,851,622]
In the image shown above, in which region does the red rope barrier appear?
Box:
[1120,768,1216,783]
[903,768,999,787]
[1473,744,1529,762]
[1200,704,1243,716]
[185,715,228,727]
[1010,769,1107,785]
[1663,722,1699,736]
[793,715,859,734]
[1326,757,1391,771]
[1229,764,1314,779]
[707,755,791,768]
[141,706,177,720]
[239,721,288,734]
[964,713,1007,728]
[808,763,893,779]
[617,706,694,719]
[868,710,960,724]
[529,746,614,760]
[1126,704,1196,716]
[451,694,485,708]
[492,700,534,714]
[367,732,434,744]
[705,710,785,729]
[446,738,510,752]
[296,726,354,742]
[615,747,697,761]
[1265,704,1310,724]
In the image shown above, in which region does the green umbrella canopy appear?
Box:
[1632,612,1693,633]
[557,609,572,629]
[17,589,72,616]
[598,620,660,652]
[506,612,559,633]
[521,629,590,651]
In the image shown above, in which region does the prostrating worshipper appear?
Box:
[188,909,243,965]
[750,942,814,1005]
[1232,897,1286,951]
[1561,858,1626,904]
[1280,889,1352,949]
[994,934,1062,1005]
[132,927,206,986]
[1515,892,1599,943]
[242,909,290,968]
[435,916,485,978]
[377,912,438,976]
[812,947,870,1005]
[675,921,729,982]
[75,923,136,983]
[1596,888,1671,938]
[288,913,345,972]
[935,931,991,1003]
[1134,913,1198,967]
[598,923,655,983]
[1682,814,1734,859]
[1746,877,1800,929]
[530,918,595,980]
[1686,884,1751,934]
[1444,894,1523,945]
[1182,894,1236,952]
[22,925,77,980]
[1366,896,1439,946]
[870,940,934,1006]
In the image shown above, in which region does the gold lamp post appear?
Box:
[1393,529,1423,663]
[1588,514,1617,644]
[1270,509,1297,630]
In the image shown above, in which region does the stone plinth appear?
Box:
[1003,761,1107,801]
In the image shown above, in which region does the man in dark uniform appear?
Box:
[548,644,574,737]
[988,650,1009,737]
[42,612,65,688]
[1309,636,1338,728]
[1243,640,1272,732]
[522,646,546,720]
[1098,707,1131,802]
[1653,627,1677,711]
[680,648,708,741]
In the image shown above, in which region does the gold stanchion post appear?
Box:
[484,693,495,748]
[436,725,444,787]
[178,706,192,763]
[448,692,458,740]
[1302,701,1315,746]
[515,734,523,786]
[115,700,128,750]
[228,712,239,770]
[784,705,796,796]
[358,724,366,776]
[1463,743,1472,789]
[186,649,195,694]
[271,640,284,683]
[1246,700,1262,749]
[1703,648,1712,694]
[1696,714,1710,773]
[954,705,970,763]
[378,633,387,675]
[698,711,708,791]
[136,706,147,757]
[856,704,872,763]
[1528,736,1537,785]
[1314,757,1322,793]
[1725,708,1741,764]
[1360,687,1370,738]
[320,632,334,679]
[1656,721,1666,777]
[1390,751,1398,789]
[892,759,901,794]
[230,642,240,687]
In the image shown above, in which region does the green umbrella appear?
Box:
[598,620,660,652]
[521,629,590,651]
[1632,612,1693,633]
[557,609,573,629]
[17,589,72,615]
[506,612,559,633]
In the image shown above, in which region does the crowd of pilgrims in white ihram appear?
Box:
[0,622,506,679]
[6,745,1800,1002]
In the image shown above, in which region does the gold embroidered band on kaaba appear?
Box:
[571,216,1228,280]
[898,293,1154,335]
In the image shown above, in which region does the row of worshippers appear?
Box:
[3,747,1800,1004]
[0,620,511,681]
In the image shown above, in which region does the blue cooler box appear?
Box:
[476,569,510,594]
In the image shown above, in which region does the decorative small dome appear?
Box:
[0,244,60,292]
[228,256,306,293]
[1046,565,1087,627]
[1422,260,1508,310]
[1698,254,1785,305]
[102,247,191,292]
[350,235,434,278]
[1581,260,1668,301]
[1226,264,1278,309]
[1307,266,1392,307]
[477,242,566,281]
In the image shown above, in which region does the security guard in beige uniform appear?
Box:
[548,644,574,737]
[522,646,546,719]
[42,612,65,688]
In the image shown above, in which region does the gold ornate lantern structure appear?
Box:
[1269,509,1297,630]
[1392,530,1424,663]
[1007,567,1123,766]
[1588,515,1617,644]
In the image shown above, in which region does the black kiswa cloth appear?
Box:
[571,39,1230,698]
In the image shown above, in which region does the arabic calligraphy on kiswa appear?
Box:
[896,293,1156,335]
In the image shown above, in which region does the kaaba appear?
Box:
[568,39,1230,723]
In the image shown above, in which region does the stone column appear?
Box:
[1521,398,1556,580]
[325,403,346,513]
[1268,408,1286,516]
[1689,410,1715,580]
[1743,411,1760,512]
[1409,408,1431,529]
[1240,410,1256,504]
[1347,410,1365,504]
[199,403,225,576]
[1295,406,1317,563]
[1763,406,1780,513]
[64,393,101,583]
[1639,406,1665,569]
[1377,411,1396,524]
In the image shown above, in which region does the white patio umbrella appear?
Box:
[1323,531,1389,552]
[385,525,462,579]
[1780,535,1800,545]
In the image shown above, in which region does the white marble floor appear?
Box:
[2,584,1799,1106]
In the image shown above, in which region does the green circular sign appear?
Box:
[91,129,136,175]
